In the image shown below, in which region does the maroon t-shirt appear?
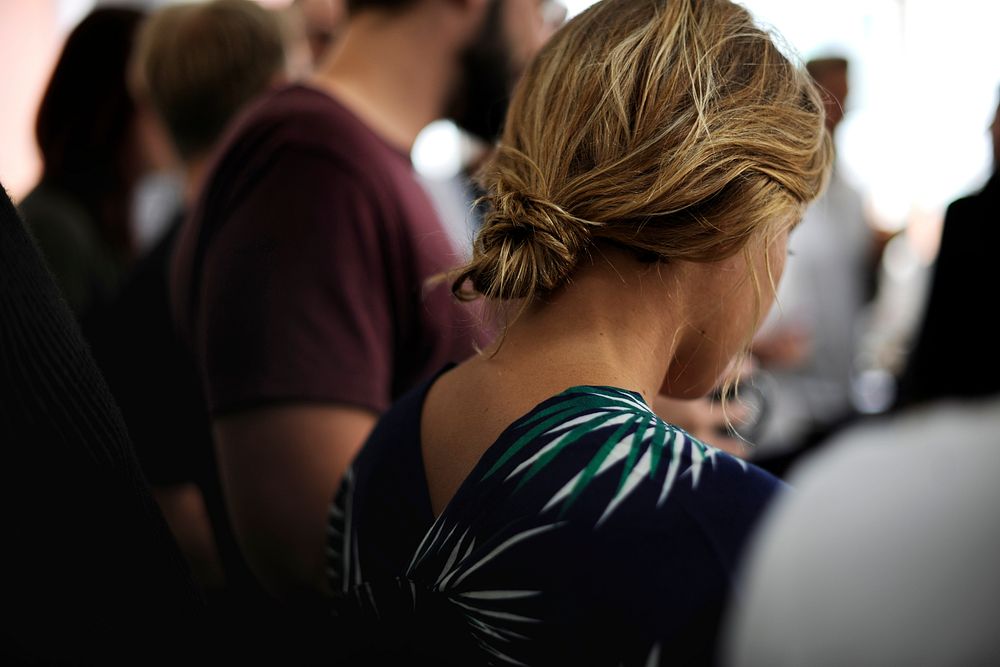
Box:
[171,84,483,415]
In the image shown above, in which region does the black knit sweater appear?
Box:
[1,184,204,663]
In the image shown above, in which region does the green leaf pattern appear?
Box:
[329,386,746,665]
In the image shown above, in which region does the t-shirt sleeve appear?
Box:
[197,146,396,415]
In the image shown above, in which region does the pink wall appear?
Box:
[0,1,64,201]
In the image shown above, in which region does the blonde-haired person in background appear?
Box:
[133,0,289,208]
[325,0,832,663]
[82,1,308,660]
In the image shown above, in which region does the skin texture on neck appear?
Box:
[311,3,485,152]
[421,242,773,515]
[476,249,687,405]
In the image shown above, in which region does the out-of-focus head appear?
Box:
[448,0,566,143]
[132,0,287,162]
[36,7,143,184]
[343,0,563,144]
[453,0,833,393]
[35,7,145,255]
[806,56,849,133]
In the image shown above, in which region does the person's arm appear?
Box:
[193,149,395,599]
[654,358,755,457]
[152,483,226,590]
[653,394,749,457]
[214,404,375,598]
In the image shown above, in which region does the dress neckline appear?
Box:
[416,368,653,522]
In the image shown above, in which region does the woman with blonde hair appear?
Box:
[327,0,832,663]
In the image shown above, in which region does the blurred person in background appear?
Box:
[1,179,207,664]
[751,56,877,475]
[723,393,1000,666]
[324,0,831,662]
[724,100,1000,661]
[87,0,289,608]
[171,0,553,613]
[419,0,566,257]
[18,7,150,317]
[896,92,1000,407]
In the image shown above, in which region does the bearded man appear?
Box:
[171,0,554,603]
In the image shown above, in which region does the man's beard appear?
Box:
[448,1,516,145]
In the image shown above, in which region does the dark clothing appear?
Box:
[84,215,242,601]
[172,84,482,416]
[0,183,204,664]
[328,369,784,665]
[19,179,123,316]
[86,215,211,487]
[897,172,1000,406]
[86,217,333,663]
[166,84,483,658]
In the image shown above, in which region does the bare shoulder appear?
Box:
[420,360,536,516]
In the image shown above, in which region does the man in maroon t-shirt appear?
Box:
[171,0,555,600]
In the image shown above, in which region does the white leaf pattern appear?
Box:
[328,385,748,666]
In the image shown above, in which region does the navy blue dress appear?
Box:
[327,369,783,665]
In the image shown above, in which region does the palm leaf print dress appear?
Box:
[327,368,783,665]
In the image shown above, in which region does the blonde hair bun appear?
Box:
[452,0,833,303]
[458,174,600,301]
